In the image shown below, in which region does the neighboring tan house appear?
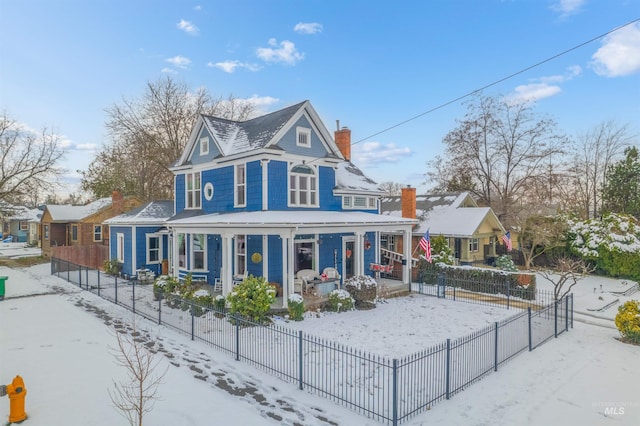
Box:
[40,191,142,258]
[380,188,507,268]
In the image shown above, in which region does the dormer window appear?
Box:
[186,172,201,209]
[199,137,209,155]
[289,164,317,207]
[296,127,311,147]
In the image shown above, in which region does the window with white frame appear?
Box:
[178,234,186,268]
[199,136,209,155]
[296,127,311,147]
[236,235,246,275]
[93,225,102,242]
[235,164,246,207]
[71,224,78,241]
[186,172,201,209]
[44,224,49,240]
[469,238,479,252]
[147,234,161,264]
[117,233,125,263]
[381,234,396,252]
[192,234,206,270]
[342,195,376,210]
[369,197,377,208]
[19,221,28,231]
[289,164,317,207]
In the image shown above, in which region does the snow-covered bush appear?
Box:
[214,294,226,312]
[287,293,305,321]
[153,275,178,301]
[344,275,377,310]
[495,255,518,272]
[614,300,640,345]
[326,289,354,313]
[226,275,276,323]
[567,213,640,280]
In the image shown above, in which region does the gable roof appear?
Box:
[380,192,505,238]
[174,100,343,167]
[7,206,43,222]
[334,161,383,194]
[104,200,174,225]
[45,198,113,222]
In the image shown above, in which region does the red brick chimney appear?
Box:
[401,186,416,219]
[112,190,124,214]
[334,120,351,161]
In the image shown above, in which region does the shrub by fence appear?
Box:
[51,257,572,425]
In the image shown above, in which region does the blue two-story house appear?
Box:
[108,100,418,307]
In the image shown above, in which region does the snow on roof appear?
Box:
[5,206,42,222]
[168,210,418,230]
[381,192,499,237]
[104,200,174,225]
[334,161,382,193]
[46,198,112,222]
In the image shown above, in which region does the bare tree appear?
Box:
[379,181,405,196]
[518,214,567,269]
[0,111,65,205]
[568,121,633,219]
[537,256,595,300]
[427,93,568,228]
[109,319,167,426]
[82,77,257,201]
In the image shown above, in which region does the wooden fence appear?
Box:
[51,245,109,270]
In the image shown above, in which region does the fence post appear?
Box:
[191,302,195,341]
[554,301,558,338]
[392,358,398,426]
[570,294,574,329]
[298,331,303,390]
[494,322,499,372]
[158,297,162,325]
[506,280,510,310]
[132,279,136,314]
[445,339,451,400]
[97,270,100,297]
[115,277,118,304]
[67,259,70,282]
[565,295,569,332]
[527,307,532,351]
[235,314,240,361]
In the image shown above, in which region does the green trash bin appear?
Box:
[0,276,7,300]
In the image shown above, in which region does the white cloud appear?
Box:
[74,143,97,151]
[590,22,640,77]
[550,0,585,17]
[352,141,412,166]
[166,55,191,69]
[256,39,304,65]
[294,22,323,35]
[161,67,178,74]
[208,60,261,73]
[177,19,199,35]
[193,5,202,11]
[508,65,582,103]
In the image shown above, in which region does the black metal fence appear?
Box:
[51,257,573,425]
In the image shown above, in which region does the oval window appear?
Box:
[204,182,214,201]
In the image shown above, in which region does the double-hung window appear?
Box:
[199,137,209,155]
[289,164,317,207]
[235,164,246,207]
[116,233,125,263]
[71,224,78,241]
[93,225,102,242]
[186,172,201,209]
[469,238,479,252]
[192,234,206,270]
[236,235,246,275]
[147,234,161,264]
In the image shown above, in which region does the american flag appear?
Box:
[502,231,512,252]
[419,230,432,262]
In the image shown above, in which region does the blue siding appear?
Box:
[246,234,263,277]
[267,160,288,210]
[109,226,133,276]
[319,166,342,211]
[267,235,283,284]
[175,174,186,214]
[275,116,329,158]
[246,161,262,210]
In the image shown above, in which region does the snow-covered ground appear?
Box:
[1,259,639,425]
[0,242,41,259]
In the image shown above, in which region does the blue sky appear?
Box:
[1,0,639,197]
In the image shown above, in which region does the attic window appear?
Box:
[296,127,311,147]
[200,137,209,155]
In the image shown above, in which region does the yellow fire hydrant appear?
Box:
[0,375,27,423]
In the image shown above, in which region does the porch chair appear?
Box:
[322,267,341,281]
[214,278,222,293]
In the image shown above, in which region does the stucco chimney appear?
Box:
[334,121,351,161]
[112,190,124,214]
[401,186,416,219]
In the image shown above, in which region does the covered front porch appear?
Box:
[167,210,418,308]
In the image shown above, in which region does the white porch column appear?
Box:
[221,233,234,295]
[280,233,294,309]
[262,235,268,280]
[403,228,412,285]
[354,231,364,277]
[171,230,179,279]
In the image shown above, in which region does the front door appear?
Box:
[343,238,355,280]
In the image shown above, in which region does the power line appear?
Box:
[351,18,640,146]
